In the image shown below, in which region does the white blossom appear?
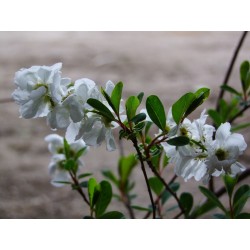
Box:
[12,63,63,119]
[205,122,247,178]
[65,80,123,151]
[45,134,87,187]
[47,78,99,129]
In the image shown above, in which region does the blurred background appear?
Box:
[0,32,249,218]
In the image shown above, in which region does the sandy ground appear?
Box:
[0,31,249,218]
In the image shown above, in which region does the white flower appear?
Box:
[65,80,123,151]
[162,110,215,182]
[73,114,116,151]
[206,122,247,178]
[12,63,63,119]
[47,78,100,129]
[45,134,87,187]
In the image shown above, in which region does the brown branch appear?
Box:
[69,171,90,206]
[131,137,156,219]
[216,31,248,112]
[146,159,185,217]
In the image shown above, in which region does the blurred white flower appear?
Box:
[12,63,63,119]
[65,80,124,151]
[47,78,100,129]
[45,134,87,187]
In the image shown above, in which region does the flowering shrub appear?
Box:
[12,59,250,219]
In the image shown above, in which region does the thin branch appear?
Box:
[146,159,185,217]
[69,171,90,206]
[120,190,135,219]
[228,104,250,123]
[132,137,156,219]
[169,174,177,185]
[216,31,248,112]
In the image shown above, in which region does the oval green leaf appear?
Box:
[111,81,123,114]
[95,180,113,218]
[146,95,166,131]
[166,136,190,146]
[87,98,116,122]
[125,96,140,121]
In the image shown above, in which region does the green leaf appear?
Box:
[111,81,123,114]
[190,200,216,218]
[63,158,77,172]
[148,177,164,196]
[95,180,113,218]
[79,181,88,188]
[161,182,180,205]
[100,87,116,113]
[166,136,190,146]
[131,113,146,124]
[131,205,152,212]
[87,98,116,122]
[172,92,195,124]
[63,138,70,159]
[208,109,222,127]
[78,173,93,179]
[240,61,250,93]
[118,154,137,185]
[125,96,140,121]
[145,121,153,136]
[98,211,125,219]
[102,170,119,186]
[219,99,229,122]
[88,178,98,208]
[180,192,193,217]
[220,85,242,96]
[246,71,250,92]
[146,95,166,131]
[231,122,250,132]
[74,147,87,160]
[199,186,227,213]
[235,213,250,219]
[133,121,145,132]
[223,175,238,199]
[233,185,250,216]
[137,92,144,104]
[185,88,210,118]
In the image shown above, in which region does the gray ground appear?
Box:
[0,32,249,218]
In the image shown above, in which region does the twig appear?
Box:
[216,31,248,112]
[69,171,90,206]
[228,104,250,123]
[146,159,185,217]
[120,190,135,219]
[132,137,156,219]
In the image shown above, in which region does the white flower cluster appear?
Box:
[13,63,247,185]
[159,109,247,183]
[45,134,87,187]
[12,63,123,151]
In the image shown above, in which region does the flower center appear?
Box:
[180,127,189,136]
[215,148,228,161]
